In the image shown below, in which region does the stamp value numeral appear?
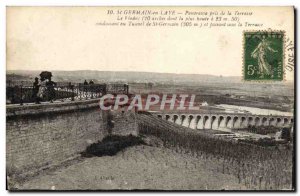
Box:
[243,31,284,81]
[247,65,257,76]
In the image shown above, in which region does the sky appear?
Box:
[6,6,294,80]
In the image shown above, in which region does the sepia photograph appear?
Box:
[5,5,295,191]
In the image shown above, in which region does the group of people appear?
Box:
[32,71,57,104]
[32,75,129,104]
[83,80,94,85]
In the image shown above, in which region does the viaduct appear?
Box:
[153,112,293,130]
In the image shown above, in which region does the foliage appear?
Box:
[82,135,145,157]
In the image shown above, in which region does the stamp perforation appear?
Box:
[242,29,286,83]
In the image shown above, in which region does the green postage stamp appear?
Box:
[243,31,285,81]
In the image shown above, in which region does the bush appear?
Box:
[81,135,145,157]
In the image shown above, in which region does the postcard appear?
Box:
[6,6,295,191]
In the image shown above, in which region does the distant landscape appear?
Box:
[7,70,242,84]
[6,70,294,112]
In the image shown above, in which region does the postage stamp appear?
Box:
[243,31,285,81]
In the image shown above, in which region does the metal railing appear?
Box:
[6,82,129,105]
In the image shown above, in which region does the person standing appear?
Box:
[46,76,57,103]
[32,77,41,104]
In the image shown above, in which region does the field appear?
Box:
[129,82,294,112]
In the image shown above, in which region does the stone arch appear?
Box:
[269,118,276,126]
[248,117,254,126]
[196,116,203,129]
[241,116,247,128]
[181,115,186,121]
[233,116,240,128]
[254,117,261,126]
[188,115,194,121]
[203,116,211,129]
[165,114,170,121]
[175,115,183,125]
[283,118,289,127]
[167,114,174,122]
[277,118,282,126]
[189,115,197,129]
[219,116,225,128]
[173,115,179,123]
[226,116,232,128]
[262,117,268,126]
[211,116,218,130]
[182,115,191,127]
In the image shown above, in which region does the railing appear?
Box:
[107,83,128,94]
[6,80,75,87]
[6,82,129,105]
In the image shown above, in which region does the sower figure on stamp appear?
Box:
[251,37,278,78]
